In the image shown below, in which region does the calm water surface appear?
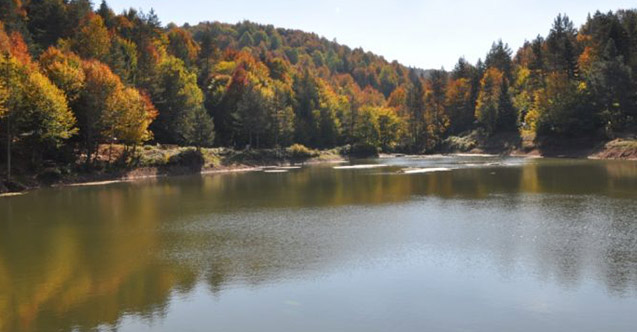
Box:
[1,156,637,331]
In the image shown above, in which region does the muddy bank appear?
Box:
[440,130,637,161]
[590,139,637,160]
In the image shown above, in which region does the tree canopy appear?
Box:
[0,2,637,171]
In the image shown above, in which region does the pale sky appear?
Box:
[102,0,636,70]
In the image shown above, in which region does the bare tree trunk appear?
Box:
[108,142,113,164]
[86,145,92,167]
[6,116,11,181]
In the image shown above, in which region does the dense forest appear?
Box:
[1,0,637,176]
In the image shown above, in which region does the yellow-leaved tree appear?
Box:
[445,78,474,134]
[0,24,76,178]
[475,67,504,134]
[62,59,157,164]
[72,13,111,61]
[39,47,86,102]
[104,87,157,146]
[0,77,6,119]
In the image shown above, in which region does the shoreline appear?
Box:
[2,140,637,197]
[59,157,352,189]
[57,166,266,188]
[0,167,267,197]
[0,151,348,196]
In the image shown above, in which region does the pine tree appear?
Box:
[185,107,215,150]
[151,56,205,144]
[475,68,504,134]
[485,40,513,80]
[424,70,449,148]
[406,70,426,150]
[546,14,579,77]
[586,40,636,135]
[237,84,269,148]
[445,78,474,134]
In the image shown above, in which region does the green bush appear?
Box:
[168,149,205,170]
[138,149,170,167]
[349,143,379,157]
[441,135,478,152]
[37,167,63,184]
[286,144,318,159]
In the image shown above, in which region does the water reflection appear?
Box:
[0,157,636,331]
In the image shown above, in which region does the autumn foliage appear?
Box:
[0,2,637,173]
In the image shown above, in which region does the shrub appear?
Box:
[37,167,63,184]
[138,149,169,167]
[286,144,318,159]
[168,149,205,170]
[349,143,379,158]
[440,135,478,152]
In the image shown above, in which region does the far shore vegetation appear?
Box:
[1,1,637,191]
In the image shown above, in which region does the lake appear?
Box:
[1,155,637,332]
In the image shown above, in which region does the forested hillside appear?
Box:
[1,0,637,175]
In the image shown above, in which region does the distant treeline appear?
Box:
[1,0,636,172]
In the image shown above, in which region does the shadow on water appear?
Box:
[0,157,636,331]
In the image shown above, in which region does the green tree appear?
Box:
[237,83,268,148]
[451,57,475,80]
[314,79,345,147]
[546,14,579,77]
[0,0,29,39]
[496,77,517,132]
[475,67,503,134]
[377,107,403,150]
[107,36,138,84]
[184,107,215,150]
[405,70,426,150]
[527,72,594,139]
[96,0,116,29]
[423,70,449,148]
[445,78,474,134]
[354,106,380,147]
[270,32,282,50]
[485,40,513,80]
[167,27,200,67]
[268,82,295,147]
[72,13,111,61]
[292,69,319,145]
[379,65,399,97]
[151,56,205,144]
[253,30,268,46]
[238,31,254,48]
[354,106,403,150]
[25,0,68,51]
[585,40,636,135]
[312,50,325,67]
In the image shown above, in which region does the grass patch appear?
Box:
[606,139,637,149]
